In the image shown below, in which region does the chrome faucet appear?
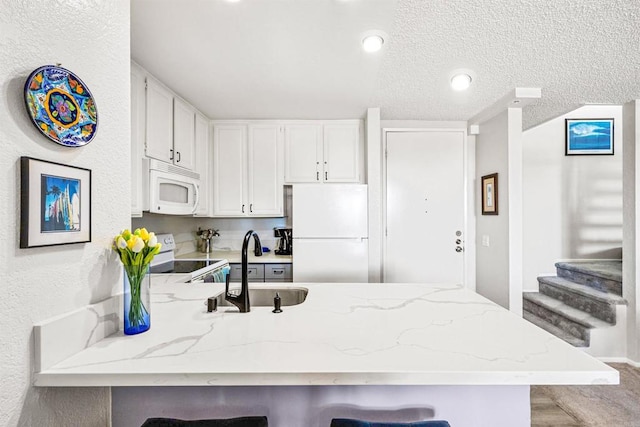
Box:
[225,230,262,313]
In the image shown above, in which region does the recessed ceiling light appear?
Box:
[362,35,384,53]
[450,73,472,91]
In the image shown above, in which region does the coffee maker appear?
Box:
[274,227,292,255]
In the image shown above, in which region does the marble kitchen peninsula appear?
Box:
[34,281,617,426]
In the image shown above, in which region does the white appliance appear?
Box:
[292,184,368,282]
[150,234,228,282]
[144,159,200,215]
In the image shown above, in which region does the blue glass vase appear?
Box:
[123,264,151,335]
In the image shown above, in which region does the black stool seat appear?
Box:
[141,416,268,427]
[330,419,450,427]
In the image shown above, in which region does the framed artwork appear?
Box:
[565,118,614,155]
[481,173,498,215]
[20,157,91,248]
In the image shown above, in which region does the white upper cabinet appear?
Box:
[193,113,210,217]
[145,76,174,164]
[323,124,360,183]
[284,125,322,183]
[213,125,246,216]
[130,62,146,217]
[284,122,361,184]
[132,62,211,217]
[248,125,283,216]
[212,123,283,217]
[172,98,196,171]
[145,75,196,172]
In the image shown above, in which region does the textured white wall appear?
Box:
[0,1,130,426]
[522,105,624,292]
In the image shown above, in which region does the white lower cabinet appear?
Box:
[212,123,283,217]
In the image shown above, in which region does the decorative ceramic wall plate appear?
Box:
[24,65,98,147]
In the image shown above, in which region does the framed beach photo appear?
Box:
[20,157,91,248]
[565,118,614,155]
[481,173,498,215]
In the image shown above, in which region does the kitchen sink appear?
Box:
[213,287,308,307]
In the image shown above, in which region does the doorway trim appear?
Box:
[381,128,476,290]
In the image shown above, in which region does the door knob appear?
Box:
[456,239,462,244]
[455,246,463,253]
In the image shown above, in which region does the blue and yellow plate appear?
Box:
[24,65,98,147]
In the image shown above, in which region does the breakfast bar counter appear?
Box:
[34,280,618,426]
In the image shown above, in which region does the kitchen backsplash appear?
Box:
[132,214,286,255]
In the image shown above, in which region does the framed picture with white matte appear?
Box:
[20,157,91,248]
[565,118,614,155]
[481,173,498,215]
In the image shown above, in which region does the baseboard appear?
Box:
[626,359,640,368]
[597,357,640,367]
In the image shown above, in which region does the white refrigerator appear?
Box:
[292,184,368,282]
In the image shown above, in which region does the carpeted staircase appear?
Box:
[523,261,625,348]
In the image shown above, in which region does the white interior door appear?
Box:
[385,130,465,284]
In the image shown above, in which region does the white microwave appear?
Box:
[143,159,200,215]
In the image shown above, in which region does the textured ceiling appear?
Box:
[131,0,640,128]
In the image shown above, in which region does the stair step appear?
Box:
[523,311,588,347]
[538,276,625,325]
[555,261,622,295]
[524,292,612,329]
[538,276,625,304]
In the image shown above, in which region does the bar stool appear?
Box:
[141,416,268,427]
[330,420,450,427]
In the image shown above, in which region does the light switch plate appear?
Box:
[482,235,490,247]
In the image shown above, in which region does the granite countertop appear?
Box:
[34,279,618,387]
[177,250,292,264]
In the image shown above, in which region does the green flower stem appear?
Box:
[125,263,149,329]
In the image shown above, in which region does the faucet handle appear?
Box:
[225,272,232,297]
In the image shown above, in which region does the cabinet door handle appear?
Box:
[273,270,284,275]
[176,151,181,163]
[169,149,174,160]
[250,204,253,213]
[316,171,319,181]
[325,171,328,180]
[242,204,245,213]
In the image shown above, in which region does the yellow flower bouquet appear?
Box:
[113,228,162,335]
